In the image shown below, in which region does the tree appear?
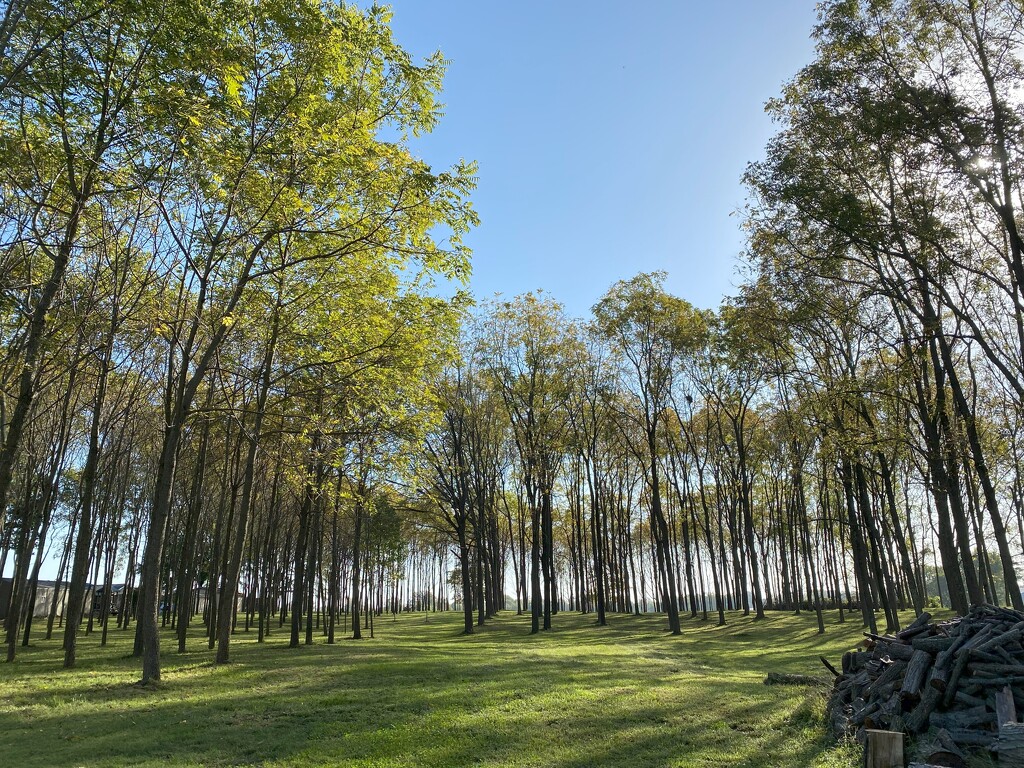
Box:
[131,1,474,682]
[593,272,706,634]
[480,293,572,633]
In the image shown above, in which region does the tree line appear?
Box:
[427,0,1024,641]
[4,0,1024,684]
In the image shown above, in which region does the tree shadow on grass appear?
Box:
[0,610,865,767]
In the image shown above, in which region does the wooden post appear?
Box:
[865,729,904,768]
[995,684,1017,730]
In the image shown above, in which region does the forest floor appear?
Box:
[0,609,903,767]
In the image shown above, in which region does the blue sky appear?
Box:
[382,1,821,317]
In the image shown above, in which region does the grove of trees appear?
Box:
[4,0,1024,684]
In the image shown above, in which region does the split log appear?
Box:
[995,721,1024,762]
[865,729,903,768]
[995,684,1017,731]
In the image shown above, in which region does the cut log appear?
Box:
[903,611,933,633]
[964,650,1003,665]
[885,643,916,662]
[952,690,987,708]
[995,721,1024,762]
[824,605,1024,757]
[897,613,933,642]
[865,729,903,768]
[928,630,972,694]
[865,632,902,645]
[995,684,1018,731]
[763,672,820,685]
[943,634,991,709]
[878,690,902,722]
[900,649,933,702]
[856,701,881,727]
[928,705,995,730]
[916,753,965,768]
[975,620,1024,653]
[959,674,1024,687]
[847,650,873,671]
[931,727,967,767]
[865,661,906,699]
[965,662,1024,677]
[911,636,954,654]
[943,727,994,748]
[905,681,942,733]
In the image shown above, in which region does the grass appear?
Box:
[0,609,875,767]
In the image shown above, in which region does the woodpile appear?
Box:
[826,605,1024,764]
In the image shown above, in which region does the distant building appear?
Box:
[0,578,70,621]
[91,584,127,616]
[1,578,211,622]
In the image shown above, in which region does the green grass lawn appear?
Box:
[0,609,871,767]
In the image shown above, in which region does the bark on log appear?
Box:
[928,705,994,730]
[763,672,821,685]
[905,681,942,733]
[911,636,954,654]
[820,655,840,678]
[901,650,933,702]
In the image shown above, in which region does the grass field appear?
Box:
[0,609,872,767]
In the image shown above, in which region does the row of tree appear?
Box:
[0,0,475,684]
[424,0,1024,638]
[423,264,1018,642]
[4,0,1024,685]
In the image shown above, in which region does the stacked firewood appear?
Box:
[826,605,1024,763]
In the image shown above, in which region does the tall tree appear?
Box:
[593,272,706,633]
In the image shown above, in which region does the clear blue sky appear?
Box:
[380,1,821,317]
